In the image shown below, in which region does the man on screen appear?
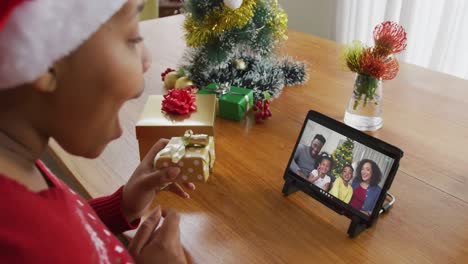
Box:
[290,134,326,178]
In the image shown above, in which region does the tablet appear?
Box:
[284,110,403,227]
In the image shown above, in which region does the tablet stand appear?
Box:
[282,177,300,196]
[347,216,369,238]
[282,176,370,238]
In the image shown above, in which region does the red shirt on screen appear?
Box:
[350,184,366,210]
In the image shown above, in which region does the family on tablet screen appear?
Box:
[289,134,383,216]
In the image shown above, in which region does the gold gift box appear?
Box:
[154,130,215,183]
[136,94,216,160]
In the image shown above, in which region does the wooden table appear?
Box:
[48,15,468,263]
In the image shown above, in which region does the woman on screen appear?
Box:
[349,159,382,216]
[307,153,333,191]
[329,164,354,203]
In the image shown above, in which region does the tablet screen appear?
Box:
[288,119,395,217]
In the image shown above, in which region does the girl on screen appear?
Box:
[329,164,354,203]
[349,159,383,216]
[307,153,333,191]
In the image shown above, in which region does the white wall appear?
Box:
[279,0,335,39]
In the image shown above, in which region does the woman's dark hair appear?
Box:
[354,159,382,186]
[342,163,354,173]
[314,152,334,171]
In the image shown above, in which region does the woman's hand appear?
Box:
[122,139,196,222]
[129,207,188,264]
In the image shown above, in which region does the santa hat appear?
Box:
[0,0,127,90]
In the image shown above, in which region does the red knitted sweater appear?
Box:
[0,160,140,263]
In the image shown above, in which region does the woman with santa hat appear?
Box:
[0,1,194,263]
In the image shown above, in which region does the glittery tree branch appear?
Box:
[181,0,307,102]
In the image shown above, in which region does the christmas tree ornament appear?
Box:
[175,76,194,89]
[235,59,247,70]
[223,0,243,10]
[161,68,176,81]
[164,71,180,90]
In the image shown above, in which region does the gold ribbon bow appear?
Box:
[182,129,209,147]
[156,130,209,164]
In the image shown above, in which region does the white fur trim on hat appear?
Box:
[0,0,127,89]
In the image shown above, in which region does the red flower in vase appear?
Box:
[162,88,197,115]
[360,48,387,79]
[373,21,407,57]
[381,57,399,80]
[359,48,400,80]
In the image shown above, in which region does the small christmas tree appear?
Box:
[180,0,307,102]
[331,138,354,178]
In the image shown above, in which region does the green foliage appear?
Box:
[184,0,222,21]
[181,0,307,101]
[342,40,365,73]
[182,49,289,100]
[353,74,380,109]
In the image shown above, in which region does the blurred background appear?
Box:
[142,0,468,80]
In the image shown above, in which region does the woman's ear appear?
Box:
[31,68,57,93]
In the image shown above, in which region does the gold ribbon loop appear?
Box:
[157,138,186,163]
[156,130,209,164]
[183,130,209,147]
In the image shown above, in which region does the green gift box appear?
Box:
[198,83,254,121]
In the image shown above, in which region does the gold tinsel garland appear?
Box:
[268,0,288,41]
[184,0,257,47]
[183,0,289,48]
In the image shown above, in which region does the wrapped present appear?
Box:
[136,94,216,160]
[154,130,215,183]
[198,83,254,121]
